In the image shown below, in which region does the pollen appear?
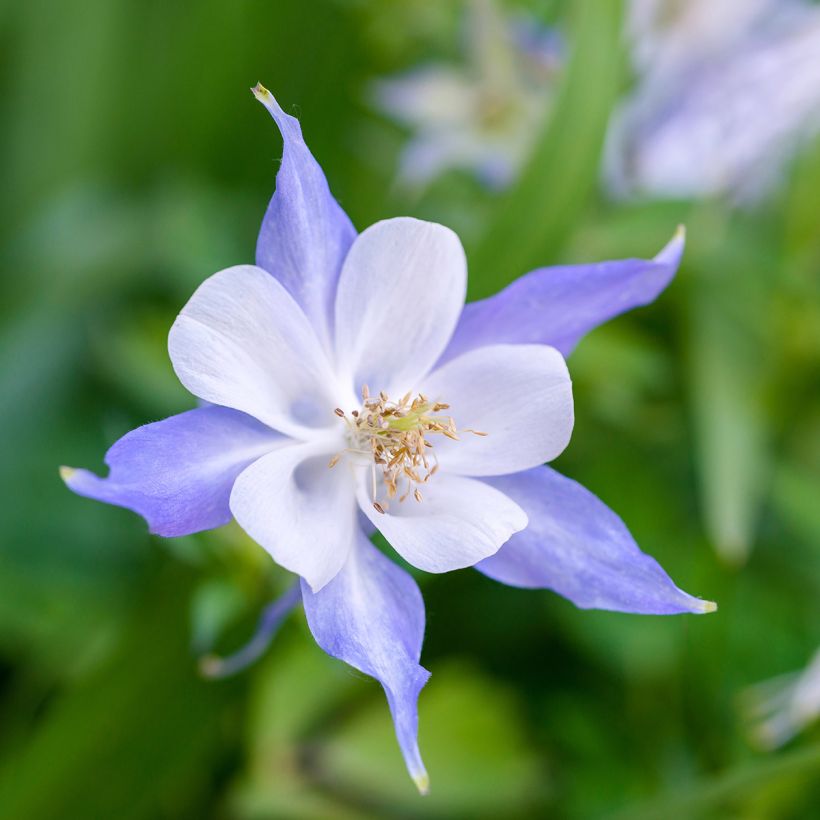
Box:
[332,385,486,513]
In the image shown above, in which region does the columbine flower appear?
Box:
[63,84,715,793]
[744,648,820,748]
[606,0,820,203]
[369,0,562,190]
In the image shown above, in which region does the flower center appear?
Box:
[331,386,486,514]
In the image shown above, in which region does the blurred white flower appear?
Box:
[369,0,561,190]
[626,0,775,80]
[606,0,820,203]
[744,648,820,748]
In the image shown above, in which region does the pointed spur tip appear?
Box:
[413,771,430,796]
[198,654,225,679]
[674,224,686,240]
[251,82,271,102]
[59,465,76,483]
[696,599,718,614]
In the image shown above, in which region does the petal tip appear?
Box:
[695,598,718,614]
[653,224,687,267]
[303,572,331,595]
[413,771,430,796]
[59,465,76,483]
[251,82,272,103]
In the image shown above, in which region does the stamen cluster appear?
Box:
[332,386,486,513]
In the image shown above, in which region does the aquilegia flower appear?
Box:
[63,84,715,792]
[370,0,562,190]
[744,648,820,748]
[606,0,820,204]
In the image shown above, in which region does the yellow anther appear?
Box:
[330,390,486,508]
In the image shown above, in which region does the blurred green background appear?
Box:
[1,1,819,818]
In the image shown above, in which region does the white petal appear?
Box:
[169,265,341,438]
[359,471,527,573]
[421,344,573,476]
[334,218,467,397]
[230,441,357,591]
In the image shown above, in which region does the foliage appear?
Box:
[1,0,818,817]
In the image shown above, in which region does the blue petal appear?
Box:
[440,228,684,363]
[61,405,281,536]
[301,531,431,792]
[477,466,716,615]
[252,84,357,351]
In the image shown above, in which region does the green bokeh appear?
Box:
[1,1,819,818]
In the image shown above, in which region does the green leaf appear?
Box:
[0,568,238,820]
[229,630,366,820]
[469,0,624,296]
[607,743,820,820]
[687,256,771,566]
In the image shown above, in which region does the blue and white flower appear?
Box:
[370,0,561,190]
[63,85,715,792]
[606,0,820,203]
